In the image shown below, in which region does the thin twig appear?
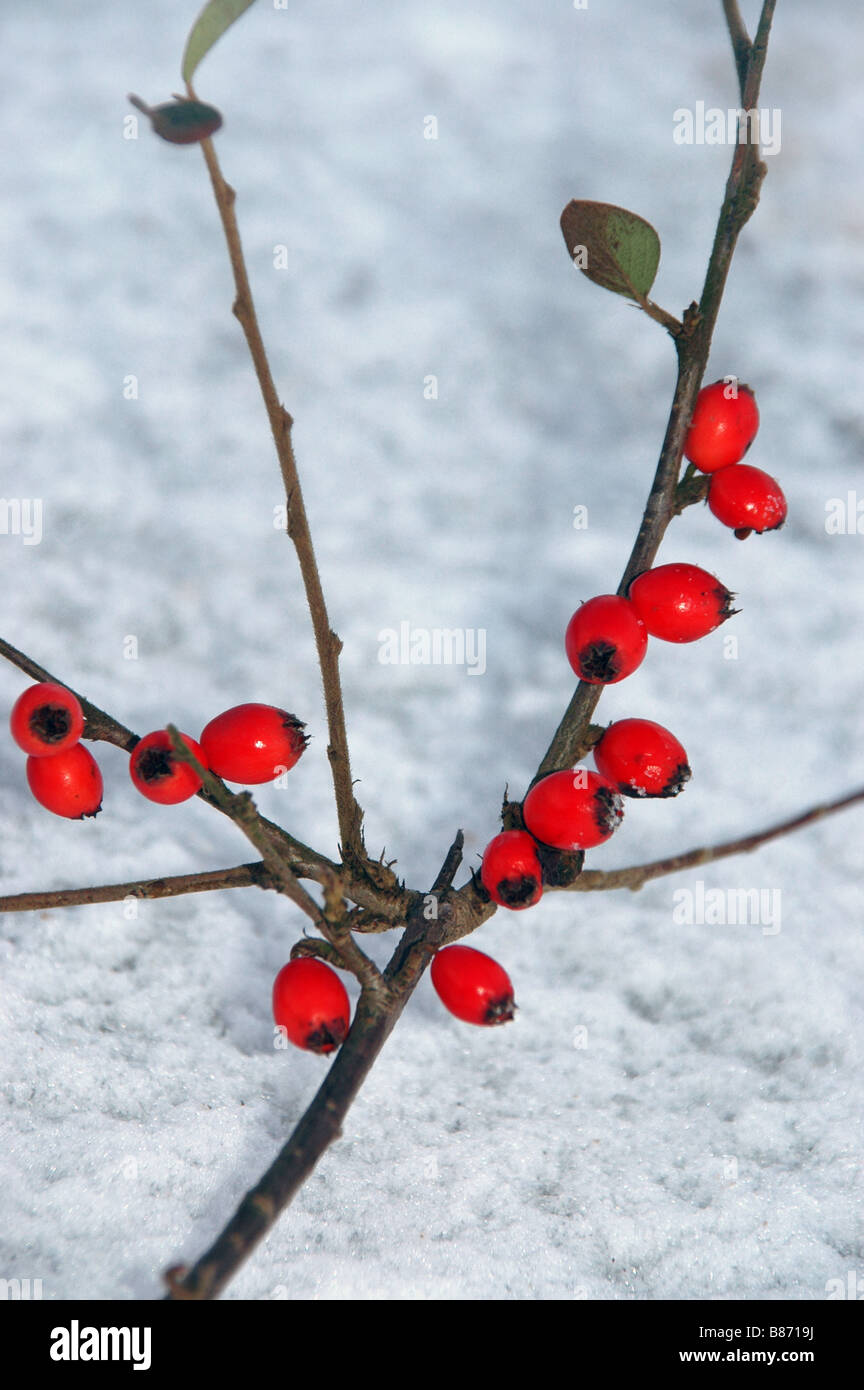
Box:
[569,786,864,893]
[0,863,274,914]
[430,830,465,894]
[638,296,682,336]
[167,727,383,987]
[165,729,326,918]
[617,263,682,337]
[722,0,752,97]
[187,100,365,864]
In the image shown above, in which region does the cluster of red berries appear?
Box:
[10,684,307,819]
[271,942,515,1050]
[17,383,788,1051]
[482,559,721,908]
[445,377,787,1033]
[479,715,690,911]
[10,683,103,819]
[684,378,787,539]
[434,718,693,1030]
[563,559,736,688]
[130,703,307,805]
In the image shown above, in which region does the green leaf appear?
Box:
[560,200,661,302]
[182,0,259,85]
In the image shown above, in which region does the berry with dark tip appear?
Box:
[480,829,543,910]
[430,945,516,1027]
[627,562,736,643]
[272,958,351,1054]
[200,703,308,785]
[522,769,624,851]
[565,595,648,684]
[10,682,84,756]
[129,730,207,805]
[594,717,691,798]
[708,463,787,538]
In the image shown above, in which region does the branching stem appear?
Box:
[8,3,849,1305]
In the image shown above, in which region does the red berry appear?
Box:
[565,595,648,684]
[594,718,691,798]
[200,704,308,785]
[480,829,543,910]
[272,958,351,1054]
[129,730,207,804]
[684,378,759,473]
[430,944,516,1027]
[522,769,624,851]
[26,743,103,819]
[10,682,85,757]
[708,463,787,538]
[627,562,736,643]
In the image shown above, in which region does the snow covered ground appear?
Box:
[1,0,863,1301]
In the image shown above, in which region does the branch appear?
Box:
[1,634,413,921]
[722,0,751,98]
[187,104,365,863]
[163,828,487,1299]
[569,787,864,893]
[167,948,423,1296]
[430,829,465,894]
[167,728,383,988]
[0,863,274,915]
[164,724,322,917]
[532,1,776,782]
[164,987,398,1300]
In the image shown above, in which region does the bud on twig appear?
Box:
[128,93,223,145]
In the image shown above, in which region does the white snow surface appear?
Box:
[1,0,863,1301]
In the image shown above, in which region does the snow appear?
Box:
[1,0,863,1301]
